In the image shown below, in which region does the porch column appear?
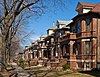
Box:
[58,45,63,59]
[51,47,54,59]
[70,41,76,70]
[30,50,33,60]
[63,45,66,56]
[39,51,42,58]
[55,45,58,57]
[42,49,44,58]
[92,38,97,68]
[81,40,85,70]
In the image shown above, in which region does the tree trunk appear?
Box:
[7,43,11,63]
[1,36,8,70]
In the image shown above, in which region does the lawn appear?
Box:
[40,71,95,77]
[1,65,100,77]
[30,69,97,77]
[25,66,100,77]
[59,73,94,77]
[0,69,99,77]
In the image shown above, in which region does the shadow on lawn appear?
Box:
[79,69,100,77]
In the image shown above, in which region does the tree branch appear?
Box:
[18,0,40,15]
[4,0,8,16]
[9,0,18,13]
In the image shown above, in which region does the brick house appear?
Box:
[23,2,100,70]
[60,2,100,70]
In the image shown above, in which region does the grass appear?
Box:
[30,69,96,77]
[0,67,100,77]
[23,64,100,77]
[59,73,94,77]
[32,71,94,77]
[27,67,100,77]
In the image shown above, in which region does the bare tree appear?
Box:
[0,0,43,69]
[0,0,70,70]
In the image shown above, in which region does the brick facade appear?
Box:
[23,2,100,70]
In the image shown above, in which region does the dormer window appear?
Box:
[77,21,81,33]
[86,18,91,31]
[83,8,92,13]
[76,2,95,14]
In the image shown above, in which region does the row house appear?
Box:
[23,2,100,70]
[59,2,100,70]
[24,41,39,65]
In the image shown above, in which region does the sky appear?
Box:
[23,0,100,46]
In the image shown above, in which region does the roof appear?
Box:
[79,2,96,7]
[76,2,100,13]
[76,2,96,11]
[48,26,56,30]
[91,3,100,13]
[74,2,100,20]
[57,20,72,25]
[44,33,54,40]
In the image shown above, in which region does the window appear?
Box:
[55,45,58,57]
[85,41,90,54]
[61,46,63,56]
[86,62,90,68]
[71,25,76,33]
[48,50,51,58]
[44,50,47,58]
[47,30,49,35]
[76,42,81,55]
[86,18,91,31]
[60,30,64,35]
[32,52,34,58]
[77,21,81,33]
[66,44,70,55]
[54,33,58,41]
[73,43,76,54]
[77,62,81,69]
[85,62,91,70]
[51,38,54,42]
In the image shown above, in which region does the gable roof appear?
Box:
[91,3,100,13]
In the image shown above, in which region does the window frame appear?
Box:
[85,41,90,55]
[85,18,91,31]
[60,30,64,35]
[77,21,81,33]
[76,42,81,55]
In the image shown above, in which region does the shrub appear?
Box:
[62,63,70,70]
[18,59,25,69]
[18,59,25,63]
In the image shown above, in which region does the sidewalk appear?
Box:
[11,62,31,77]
